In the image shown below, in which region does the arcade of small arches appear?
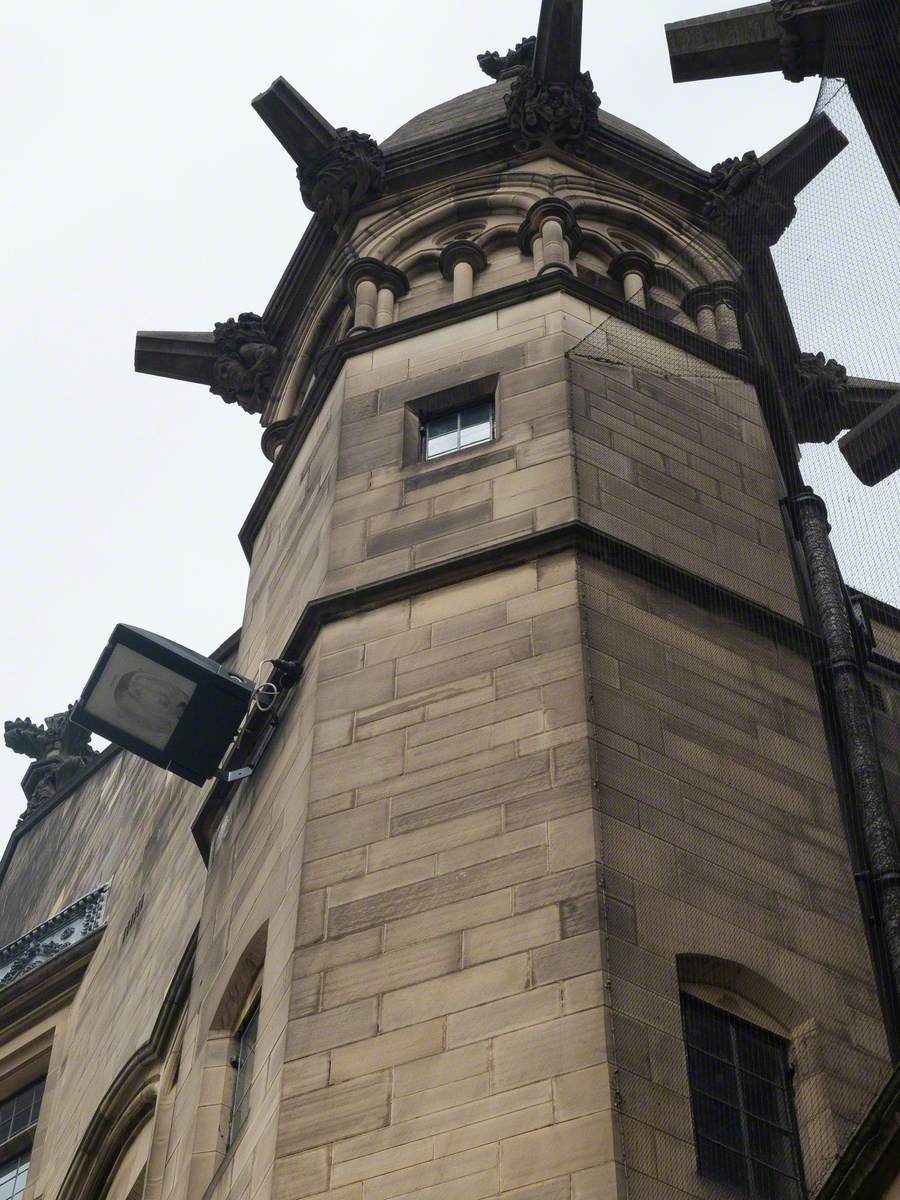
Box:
[271,169,746,424]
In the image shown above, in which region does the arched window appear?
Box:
[680,992,805,1199]
[226,993,260,1149]
[189,924,267,1189]
[677,956,812,1199]
[99,1120,153,1200]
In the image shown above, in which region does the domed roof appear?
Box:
[383,77,698,170]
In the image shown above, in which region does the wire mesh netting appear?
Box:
[568,15,900,1199]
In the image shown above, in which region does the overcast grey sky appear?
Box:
[1,1,894,856]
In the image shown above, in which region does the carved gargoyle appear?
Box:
[210,313,280,415]
[297,129,386,231]
[703,151,796,259]
[478,37,536,80]
[505,68,600,152]
[4,706,98,815]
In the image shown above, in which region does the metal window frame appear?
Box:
[0,1151,32,1200]
[681,993,806,1199]
[421,399,495,461]
[226,997,260,1149]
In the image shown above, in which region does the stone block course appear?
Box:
[45,302,888,1200]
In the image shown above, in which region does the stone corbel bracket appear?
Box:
[788,351,900,486]
[703,111,847,258]
[134,313,279,416]
[505,68,600,152]
[494,1,600,152]
[772,0,829,82]
[252,76,385,230]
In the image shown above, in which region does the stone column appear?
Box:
[518,199,583,277]
[713,284,742,350]
[375,287,396,327]
[439,241,488,303]
[344,259,410,334]
[353,278,378,331]
[683,285,718,342]
[609,251,654,310]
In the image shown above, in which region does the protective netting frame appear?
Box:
[567,14,900,1199]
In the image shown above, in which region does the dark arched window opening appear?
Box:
[681,992,806,1199]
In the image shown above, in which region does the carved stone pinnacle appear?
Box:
[210,313,280,416]
[4,706,98,816]
[505,67,600,152]
[297,128,386,231]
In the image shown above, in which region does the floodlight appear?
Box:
[71,625,255,785]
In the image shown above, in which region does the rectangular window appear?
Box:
[227,999,259,1148]
[0,1080,44,1148]
[422,400,493,460]
[0,1153,30,1200]
[681,994,805,1200]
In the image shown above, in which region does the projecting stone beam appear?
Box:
[760,110,847,194]
[134,331,218,386]
[251,76,337,164]
[840,391,900,485]
[252,76,385,229]
[534,0,583,83]
[665,2,827,84]
[135,314,280,416]
[666,4,783,81]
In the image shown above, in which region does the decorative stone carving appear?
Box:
[793,350,850,441]
[4,707,98,816]
[297,129,386,231]
[703,151,797,258]
[210,313,280,415]
[798,350,848,396]
[0,884,109,989]
[772,0,826,82]
[477,37,536,80]
[505,67,600,152]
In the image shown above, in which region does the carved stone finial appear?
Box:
[505,68,600,152]
[478,37,536,80]
[297,129,386,231]
[210,313,280,415]
[703,150,797,258]
[4,706,98,816]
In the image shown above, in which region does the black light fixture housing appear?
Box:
[71,625,255,785]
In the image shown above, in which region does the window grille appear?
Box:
[0,1153,31,1200]
[681,993,805,1200]
[227,998,259,1148]
[422,400,494,460]
[0,1081,44,1148]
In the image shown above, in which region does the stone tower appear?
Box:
[3,4,900,1200]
